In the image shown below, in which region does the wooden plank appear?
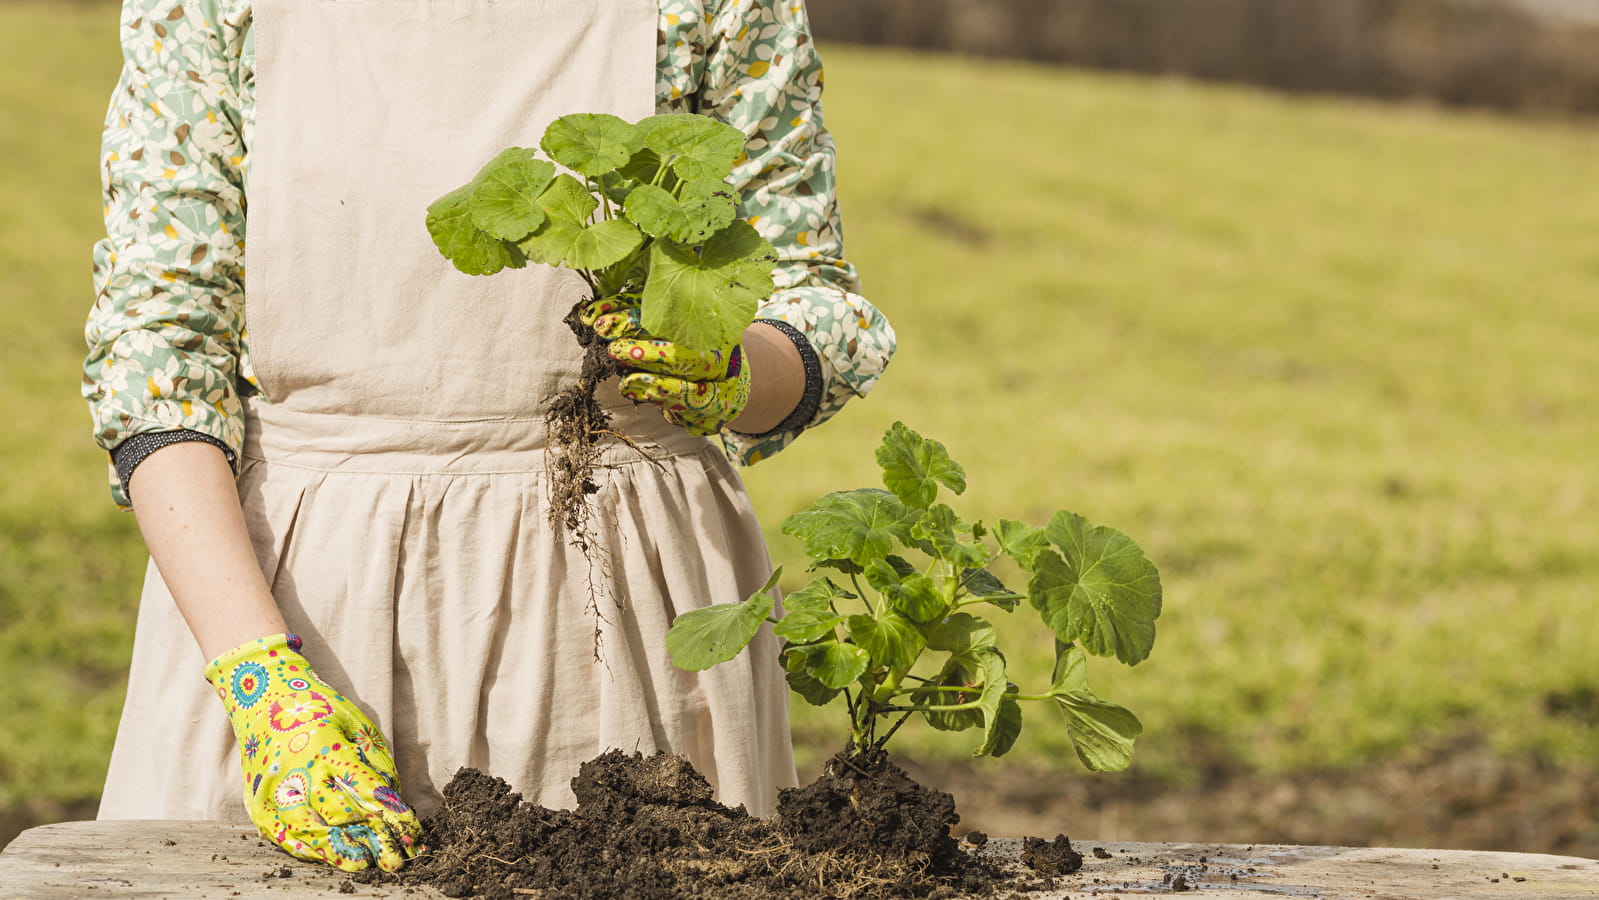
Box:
[0,821,429,899]
[3,821,1598,899]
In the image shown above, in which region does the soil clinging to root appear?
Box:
[387,748,1005,900]
[544,300,620,539]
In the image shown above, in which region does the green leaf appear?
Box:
[924,612,996,654]
[640,113,746,182]
[1053,694,1141,771]
[536,173,599,226]
[917,648,1003,732]
[774,578,850,643]
[789,639,871,690]
[1028,512,1162,665]
[781,490,914,568]
[995,519,1050,571]
[666,569,778,671]
[1048,644,1143,771]
[623,179,737,243]
[697,217,777,269]
[640,227,773,350]
[976,693,1022,758]
[890,573,946,624]
[425,184,525,276]
[959,568,1022,611]
[467,149,556,241]
[846,613,926,671]
[783,648,842,706]
[876,421,966,508]
[520,217,644,271]
[807,558,864,577]
[913,504,992,570]
[540,113,642,176]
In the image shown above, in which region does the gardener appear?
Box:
[83,0,894,873]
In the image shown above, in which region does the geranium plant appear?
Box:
[425,113,777,532]
[667,423,1163,771]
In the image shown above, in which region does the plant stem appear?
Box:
[872,710,916,750]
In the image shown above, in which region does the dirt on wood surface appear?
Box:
[379,748,1005,900]
[898,739,1599,860]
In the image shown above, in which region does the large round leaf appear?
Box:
[467,149,556,241]
[1027,512,1162,665]
[623,179,737,243]
[639,113,746,182]
[540,113,641,176]
[876,421,966,508]
[640,221,775,350]
[426,184,524,276]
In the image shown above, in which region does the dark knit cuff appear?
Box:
[113,430,237,501]
[735,318,825,440]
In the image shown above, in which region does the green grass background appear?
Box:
[3,0,1597,833]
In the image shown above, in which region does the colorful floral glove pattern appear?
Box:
[582,296,753,437]
[205,634,423,872]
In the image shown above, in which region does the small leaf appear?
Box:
[976,693,1022,758]
[1028,511,1162,665]
[959,569,1023,611]
[640,113,746,182]
[876,421,966,508]
[913,504,992,569]
[536,173,600,225]
[807,558,864,576]
[467,150,556,241]
[520,216,644,270]
[846,613,926,672]
[995,519,1050,571]
[774,578,850,643]
[924,613,996,654]
[425,184,525,276]
[790,639,871,690]
[540,113,642,176]
[782,490,914,568]
[666,570,778,671]
[623,179,737,243]
[917,649,995,732]
[1048,644,1143,771]
[890,573,946,624]
[784,660,842,706]
[1053,694,1142,771]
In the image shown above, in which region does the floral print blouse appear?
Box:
[84,0,895,508]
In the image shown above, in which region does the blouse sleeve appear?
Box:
[84,0,252,508]
[662,0,897,465]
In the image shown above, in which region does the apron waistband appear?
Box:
[240,396,712,475]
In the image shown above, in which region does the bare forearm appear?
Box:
[729,321,805,435]
[128,441,286,661]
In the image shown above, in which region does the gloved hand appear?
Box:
[581,294,751,437]
[205,633,423,872]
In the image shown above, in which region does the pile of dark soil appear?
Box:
[387,748,1008,900]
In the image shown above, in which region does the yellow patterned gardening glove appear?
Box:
[205,634,423,872]
[581,295,751,437]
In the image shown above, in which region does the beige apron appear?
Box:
[99,0,794,822]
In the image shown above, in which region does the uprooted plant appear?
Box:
[667,422,1163,860]
[425,113,777,539]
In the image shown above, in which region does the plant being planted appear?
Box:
[425,113,777,536]
[668,420,1162,792]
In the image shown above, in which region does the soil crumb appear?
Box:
[1019,834,1083,876]
[392,748,1004,899]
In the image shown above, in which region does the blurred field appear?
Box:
[3,0,1597,855]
